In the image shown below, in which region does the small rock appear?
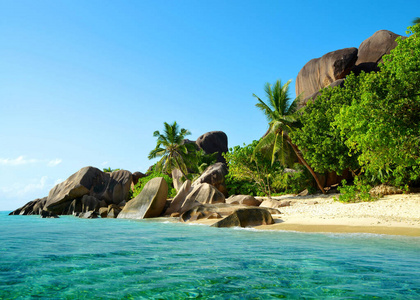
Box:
[40,210,59,218]
[78,211,98,219]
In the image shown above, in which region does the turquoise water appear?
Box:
[1,211,419,299]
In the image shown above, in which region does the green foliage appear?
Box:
[254,79,327,194]
[334,178,375,203]
[131,170,177,199]
[271,164,316,194]
[293,24,420,188]
[148,121,195,178]
[224,173,262,196]
[224,140,283,197]
[103,167,121,173]
[334,24,420,187]
[291,73,363,175]
[186,149,218,181]
[253,79,299,165]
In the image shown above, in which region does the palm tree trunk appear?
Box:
[287,139,326,194]
[174,156,188,179]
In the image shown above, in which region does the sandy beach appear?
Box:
[191,193,420,236]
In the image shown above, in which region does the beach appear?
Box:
[191,193,420,236]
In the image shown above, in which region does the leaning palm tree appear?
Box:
[253,79,326,194]
[148,121,194,178]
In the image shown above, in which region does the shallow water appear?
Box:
[1,211,419,299]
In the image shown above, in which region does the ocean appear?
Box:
[1,211,419,299]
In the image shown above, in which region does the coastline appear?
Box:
[189,193,420,237]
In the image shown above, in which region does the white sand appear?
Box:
[255,193,420,236]
[190,193,420,236]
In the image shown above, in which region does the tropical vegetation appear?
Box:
[135,24,420,202]
[252,79,326,194]
[148,121,196,179]
[291,24,420,200]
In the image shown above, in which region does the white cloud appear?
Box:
[101,161,109,166]
[0,156,63,167]
[0,176,49,197]
[0,156,39,166]
[48,158,62,167]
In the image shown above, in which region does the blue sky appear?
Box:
[1,0,419,211]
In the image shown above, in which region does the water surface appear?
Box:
[1,212,419,299]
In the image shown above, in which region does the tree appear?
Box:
[253,79,326,194]
[224,140,283,197]
[291,73,363,176]
[413,17,420,25]
[103,167,120,173]
[334,24,420,186]
[148,121,195,178]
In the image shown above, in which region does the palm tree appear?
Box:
[148,121,194,178]
[253,79,326,194]
[413,17,420,25]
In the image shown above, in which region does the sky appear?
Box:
[1,0,419,211]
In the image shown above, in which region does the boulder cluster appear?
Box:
[296,29,403,108]
[10,130,277,228]
[10,29,402,227]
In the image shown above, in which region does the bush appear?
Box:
[334,178,375,203]
[225,173,263,196]
[223,141,284,197]
[271,164,316,194]
[131,171,177,199]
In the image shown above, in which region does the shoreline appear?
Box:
[189,193,420,237]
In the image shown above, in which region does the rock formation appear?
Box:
[353,30,403,74]
[10,166,132,216]
[211,208,275,228]
[296,29,403,109]
[296,47,358,99]
[192,162,228,196]
[117,177,168,219]
[196,131,228,164]
[226,195,261,207]
[163,180,192,216]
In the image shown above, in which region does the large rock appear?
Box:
[9,197,47,215]
[226,195,261,207]
[131,171,146,189]
[180,203,280,223]
[163,180,192,216]
[117,177,168,219]
[353,30,403,74]
[44,167,132,214]
[211,208,275,228]
[192,162,228,196]
[296,47,358,99]
[196,131,228,164]
[184,182,225,206]
[297,79,345,109]
[180,204,224,222]
[171,168,184,192]
[174,183,225,214]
